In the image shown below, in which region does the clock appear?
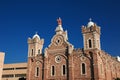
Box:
[55,55,62,63]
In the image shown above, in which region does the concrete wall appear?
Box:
[2,63,27,80]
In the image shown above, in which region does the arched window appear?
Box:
[88,39,92,48]
[51,66,55,76]
[35,67,39,77]
[38,49,40,54]
[62,65,66,75]
[31,49,34,56]
[81,63,86,75]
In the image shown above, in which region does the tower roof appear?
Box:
[55,25,63,32]
[55,17,63,32]
[32,32,40,39]
[87,18,94,27]
[117,56,120,62]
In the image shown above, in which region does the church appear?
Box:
[27,18,120,80]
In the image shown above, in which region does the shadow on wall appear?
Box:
[115,78,120,80]
[19,77,26,80]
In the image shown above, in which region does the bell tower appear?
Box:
[28,33,44,57]
[27,33,44,80]
[82,19,101,50]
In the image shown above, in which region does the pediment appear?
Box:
[48,34,69,50]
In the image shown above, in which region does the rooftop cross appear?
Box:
[89,18,92,22]
[35,32,38,34]
[57,17,62,25]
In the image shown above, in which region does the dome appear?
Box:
[55,25,63,32]
[87,18,94,27]
[33,33,40,39]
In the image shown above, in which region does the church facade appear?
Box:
[27,18,120,80]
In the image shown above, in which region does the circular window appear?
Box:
[36,61,40,65]
[81,56,86,61]
[55,55,61,63]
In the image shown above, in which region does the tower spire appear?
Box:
[55,17,63,33]
[87,18,94,27]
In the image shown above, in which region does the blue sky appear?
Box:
[0,0,120,63]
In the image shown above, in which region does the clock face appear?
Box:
[53,36,63,46]
[55,55,62,63]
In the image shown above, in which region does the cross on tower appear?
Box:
[89,18,92,22]
[57,17,62,25]
[36,32,38,34]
